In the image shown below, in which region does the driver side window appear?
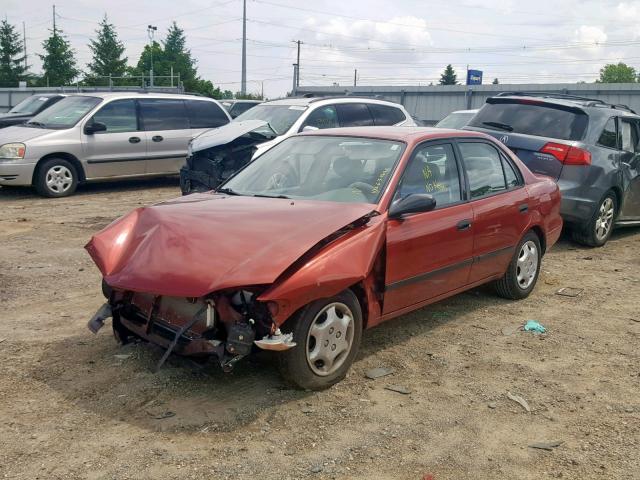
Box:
[395,143,462,208]
[90,99,138,133]
[301,105,339,130]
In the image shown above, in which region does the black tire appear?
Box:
[571,191,617,247]
[495,231,542,300]
[34,158,78,197]
[278,289,363,390]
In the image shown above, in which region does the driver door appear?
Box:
[618,118,640,221]
[383,141,474,314]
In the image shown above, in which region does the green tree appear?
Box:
[597,63,637,83]
[0,19,28,87]
[492,78,499,85]
[38,29,79,86]
[439,64,458,85]
[85,15,127,85]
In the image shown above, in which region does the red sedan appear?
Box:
[86,127,562,390]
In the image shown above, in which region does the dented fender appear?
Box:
[258,216,387,325]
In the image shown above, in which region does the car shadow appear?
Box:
[29,288,494,434]
[0,176,180,200]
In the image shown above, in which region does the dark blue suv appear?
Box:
[465,93,640,246]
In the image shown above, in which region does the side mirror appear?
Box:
[388,194,436,219]
[302,125,319,132]
[84,122,107,135]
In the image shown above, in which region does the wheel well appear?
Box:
[609,187,622,215]
[530,225,546,255]
[349,282,369,329]
[33,153,86,184]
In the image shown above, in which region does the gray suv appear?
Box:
[0,92,231,197]
[465,93,640,246]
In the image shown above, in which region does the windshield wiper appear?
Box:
[481,121,513,132]
[254,193,290,199]
[25,121,46,128]
[217,187,242,196]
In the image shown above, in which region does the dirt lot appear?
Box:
[0,179,639,480]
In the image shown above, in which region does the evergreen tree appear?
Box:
[0,19,28,87]
[38,29,79,86]
[85,15,127,85]
[492,78,499,84]
[163,22,198,90]
[439,64,458,85]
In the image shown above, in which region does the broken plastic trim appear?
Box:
[254,329,296,351]
[87,303,112,334]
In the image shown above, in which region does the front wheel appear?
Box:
[34,158,78,197]
[572,192,617,247]
[278,289,363,390]
[495,231,541,300]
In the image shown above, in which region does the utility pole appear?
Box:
[354,69,357,87]
[147,25,157,87]
[22,22,27,70]
[261,80,264,100]
[241,0,247,95]
[52,5,56,35]
[294,40,302,88]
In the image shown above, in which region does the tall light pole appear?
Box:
[241,0,247,96]
[147,25,157,87]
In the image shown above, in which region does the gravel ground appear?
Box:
[0,178,639,480]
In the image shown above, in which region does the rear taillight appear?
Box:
[540,142,591,166]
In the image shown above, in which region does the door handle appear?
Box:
[152,135,164,142]
[457,219,472,231]
[129,136,141,144]
[519,203,529,213]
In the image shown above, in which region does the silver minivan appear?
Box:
[0,92,231,197]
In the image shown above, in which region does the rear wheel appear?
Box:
[495,231,541,300]
[572,191,617,247]
[34,158,78,197]
[278,290,362,390]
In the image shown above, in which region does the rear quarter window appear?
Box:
[597,117,618,149]
[368,104,406,125]
[186,100,230,128]
[469,101,588,141]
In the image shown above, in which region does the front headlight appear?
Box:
[0,143,26,159]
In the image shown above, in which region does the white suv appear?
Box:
[180,96,416,193]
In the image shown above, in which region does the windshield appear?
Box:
[222,135,404,204]
[233,104,306,135]
[436,111,475,129]
[9,95,52,115]
[27,96,101,129]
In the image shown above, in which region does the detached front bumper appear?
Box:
[179,166,220,195]
[0,161,36,186]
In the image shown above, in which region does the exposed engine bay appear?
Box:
[88,284,295,372]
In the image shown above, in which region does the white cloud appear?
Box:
[574,25,607,45]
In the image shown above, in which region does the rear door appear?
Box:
[618,118,640,220]
[466,99,589,179]
[82,98,147,178]
[384,141,474,314]
[139,98,191,174]
[335,103,375,127]
[456,140,530,283]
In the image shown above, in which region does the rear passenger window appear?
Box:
[369,104,406,125]
[139,99,189,131]
[91,99,138,133]
[302,105,339,129]
[336,103,374,127]
[598,117,618,149]
[501,154,520,188]
[619,120,640,153]
[185,100,229,128]
[459,142,508,198]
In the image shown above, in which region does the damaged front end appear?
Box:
[180,120,277,195]
[90,285,295,372]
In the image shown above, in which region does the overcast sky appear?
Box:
[4,0,640,98]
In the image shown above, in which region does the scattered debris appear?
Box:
[556,287,584,297]
[0,338,6,344]
[147,411,175,420]
[384,385,411,395]
[310,465,323,474]
[114,354,132,360]
[301,407,314,414]
[507,391,531,413]
[502,324,521,336]
[582,256,593,260]
[422,475,435,480]
[528,440,563,451]
[523,320,546,334]
[488,402,497,409]
[472,324,488,330]
[365,367,395,380]
[431,311,451,320]
[630,318,640,323]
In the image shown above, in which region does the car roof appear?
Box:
[492,94,639,117]
[261,96,405,108]
[450,109,478,114]
[300,126,492,143]
[65,92,219,101]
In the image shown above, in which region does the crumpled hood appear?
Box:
[190,119,269,154]
[0,124,55,142]
[86,193,376,298]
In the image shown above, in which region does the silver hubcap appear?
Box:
[306,302,354,377]
[516,240,538,290]
[595,197,614,241]
[45,165,73,193]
